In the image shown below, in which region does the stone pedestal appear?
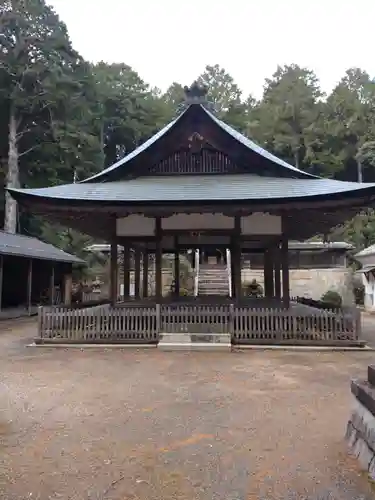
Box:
[346,365,375,479]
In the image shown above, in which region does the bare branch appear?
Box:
[19,144,40,158]
[16,125,36,139]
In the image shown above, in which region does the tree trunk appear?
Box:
[294,148,300,170]
[4,107,19,233]
[357,159,363,183]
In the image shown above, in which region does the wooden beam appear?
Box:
[281,230,290,308]
[142,251,149,298]
[134,247,141,299]
[123,245,130,299]
[274,241,281,299]
[155,218,162,300]
[27,259,33,314]
[110,241,118,304]
[0,255,3,311]
[264,248,274,298]
[233,216,242,298]
[64,272,72,306]
[174,235,180,296]
[50,265,55,305]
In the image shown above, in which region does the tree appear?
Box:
[356,141,375,181]
[250,64,322,169]
[197,64,242,114]
[92,62,170,167]
[0,0,101,232]
[163,82,185,109]
[309,69,375,180]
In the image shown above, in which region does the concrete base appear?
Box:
[158,332,231,351]
[158,342,232,352]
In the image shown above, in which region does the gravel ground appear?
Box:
[1,319,375,499]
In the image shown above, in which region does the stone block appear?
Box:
[351,379,375,419]
[368,365,375,387]
[346,397,375,478]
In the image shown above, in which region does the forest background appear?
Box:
[2,0,375,262]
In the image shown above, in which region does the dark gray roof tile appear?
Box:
[0,231,85,264]
[9,174,375,203]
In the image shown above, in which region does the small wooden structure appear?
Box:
[0,231,84,318]
[8,82,374,344]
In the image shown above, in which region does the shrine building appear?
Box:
[8,83,375,346]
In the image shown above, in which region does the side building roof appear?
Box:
[0,231,85,264]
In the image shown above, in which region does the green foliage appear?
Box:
[321,290,343,308]
[1,1,375,259]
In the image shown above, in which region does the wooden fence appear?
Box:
[37,301,363,346]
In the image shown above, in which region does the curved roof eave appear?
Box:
[7,175,375,205]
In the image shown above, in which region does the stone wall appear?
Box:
[242,267,353,303]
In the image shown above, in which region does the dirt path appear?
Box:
[1,321,375,499]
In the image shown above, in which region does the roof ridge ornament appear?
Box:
[176,81,217,115]
[184,81,208,103]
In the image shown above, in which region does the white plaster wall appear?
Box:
[116,215,155,236]
[116,212,282,236]
[241,267,351,301]
[241,213,281,235]
[161,213,234,230]
[363,273,375,311]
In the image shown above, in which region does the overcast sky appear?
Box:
[49,0,375,99]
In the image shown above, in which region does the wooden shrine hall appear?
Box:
[8,83,375,346]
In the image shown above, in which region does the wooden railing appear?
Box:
[37,301,363,346]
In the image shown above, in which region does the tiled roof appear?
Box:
[8,174,375,203]
[0,231,85,264]
[355,244,375,258]
[288,241,353,250]
[80,103,317,183]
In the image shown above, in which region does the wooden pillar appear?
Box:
[229,244,235,298]
[174,235,180,296]
[155,218,162,300]
[50,264,55,305]
[27,259,33,314]
[123,244,130,300]
[264,248,274,299]
[281,232,290,308]
[274,241,281,300]
[233,216,242,299]
[0,255,3,311]
[142,251,149,298]
[64,272,72,305]
[110,241,118,305]
[134,247,141,299]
